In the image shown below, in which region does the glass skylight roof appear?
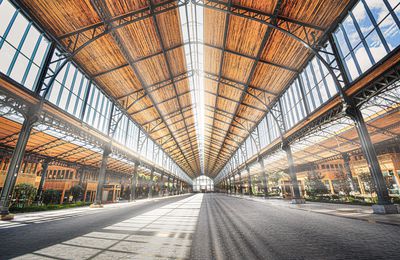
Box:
[179,2,205,175]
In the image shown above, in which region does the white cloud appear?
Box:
[367,0,389,22]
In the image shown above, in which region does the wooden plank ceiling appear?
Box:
[0,116,137,175]
[19,0,351,178]
[202,0,350,177]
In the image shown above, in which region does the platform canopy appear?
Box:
[16,0,355,178]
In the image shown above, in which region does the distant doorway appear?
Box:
[193,176,214,193]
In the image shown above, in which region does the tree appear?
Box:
[358,172,376,194]
[268,171,285,195]
[42,189,61,205]
[305,171,328,198]
[269,172,284,186]
[69,185,84,203]
[124,187,131,200]
[12,183,37,207]
[333,171,352,196]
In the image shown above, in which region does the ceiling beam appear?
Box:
[204,91,266,114]
[203,71,278,96]
[90,0,195,175]
[209,0,284,174]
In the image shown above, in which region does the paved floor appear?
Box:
[2,193,400,259]
[190,193,400,260]
[230,194,400,226]
[0,194,195,259]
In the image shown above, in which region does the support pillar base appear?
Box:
[372,204,399,214]
[291,198,306,204]
[90,203,103,208]
[1,213,14,221]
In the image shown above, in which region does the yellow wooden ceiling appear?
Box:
[17,0,352,178]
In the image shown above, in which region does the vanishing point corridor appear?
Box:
[1,0,400,259]
[1,194,400,259]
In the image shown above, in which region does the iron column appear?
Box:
[92,143,111,207]
[35,159,50,203]
[159,173,164,197]
[167,175,171,195]
[228,177,236,194]
[282,143,305,204]
[246,166,253,196]
[172,177,176,195]
[148,169,154,199]
[233,174,237,194]
[346,105,397,213]
[78,167,85,186]
[130,163,138,201]
[342,153,358,193]
[259,159,268,198]
[0,111,38,219]
[238,172,243,195]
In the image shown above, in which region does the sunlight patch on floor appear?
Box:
[13,194,204,260]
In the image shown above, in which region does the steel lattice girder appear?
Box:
[217,64,400,182]
[0,85,188,182]
[207,0,284,174]
[14,0,193,178]
[89,0,196,175]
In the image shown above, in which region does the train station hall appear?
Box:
[0,0,400,259]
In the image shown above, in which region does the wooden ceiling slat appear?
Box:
[156,9,183,49]
[115,19,162,60]
[226,15,268,57]
[19,0,354,178]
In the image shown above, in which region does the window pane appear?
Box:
[0,43,15,73]
[0,0,16,36]
[368,0,390,24]
[10,54,29,83]
[67,95,77,114]
[353,43,373,72]
[33,38,49,66]
[0,1,50,91]
[379,15,400,50]
[334,28,350,56]
[344,54,359,81]
[333,0,400,82]
[353,2,374,37]
[7,14,28,47]
[343,16,360,49]
[64,66,76,90]
[25,64,39,90]
[20,26,40,58]
[388,0,400,20]
[58,88,68,109]
[48,81,61,104]
[365,29,387,62]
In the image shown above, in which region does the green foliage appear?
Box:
[269,172,285,186]
[69,184,84,202]
[10,201,90,213]
[358,172,376,194]
[305,171,328,197]
[333,171,352,195]
[123,187,131,199]
[12,183,37,207]
[42,189,61,205]
[305,195,374,206]
[392,196,400,204]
